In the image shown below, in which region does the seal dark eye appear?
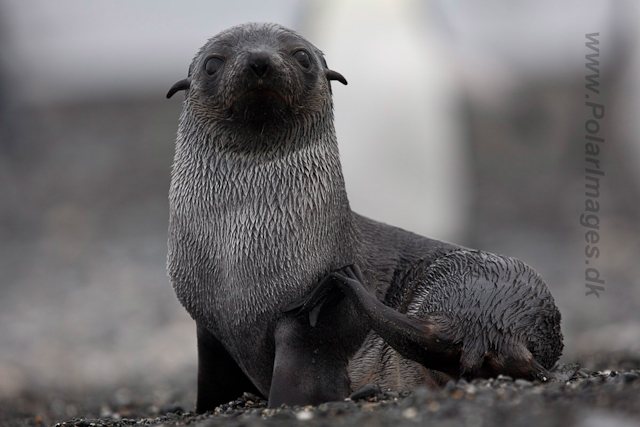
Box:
[205,57,224,76]
[293,50,311,69]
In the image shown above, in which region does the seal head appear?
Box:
[167,23,346,134]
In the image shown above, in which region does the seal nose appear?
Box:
[248,52,271,77]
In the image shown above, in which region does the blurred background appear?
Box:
[1,0,639,421]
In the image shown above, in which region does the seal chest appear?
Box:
[170,142,349,325]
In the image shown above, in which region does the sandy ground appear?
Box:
[2,360,640,427]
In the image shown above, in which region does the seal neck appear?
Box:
[171,110,358,269]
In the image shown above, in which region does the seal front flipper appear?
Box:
[268,313,362,408]
[195,324,261,413]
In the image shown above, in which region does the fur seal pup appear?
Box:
[166,22,563,412]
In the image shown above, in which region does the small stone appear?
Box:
[243,392,260,401]
[349,384,382,401]
[472,379,490,388]
[295,410,314,421]
[497,375,513,382]
[465,385,477,395]
[427,401,440,412]
[515,379,533,387]
[318,400,355,415]
[402,407,418,419]
[451,390,464,400]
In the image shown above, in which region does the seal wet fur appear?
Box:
[166,22,563,411]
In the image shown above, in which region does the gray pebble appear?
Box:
[349,383,382,401]
[514,379,533,387]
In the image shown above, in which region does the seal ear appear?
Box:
[326,70,347,85]
[166,78,191,99]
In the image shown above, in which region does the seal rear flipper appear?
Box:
[458,341,488,379]
[477,344,549,381]
[407,250,562,381]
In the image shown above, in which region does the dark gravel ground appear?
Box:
[3,359,640,427]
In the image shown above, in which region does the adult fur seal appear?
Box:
[166,22,563,412]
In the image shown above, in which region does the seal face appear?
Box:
[166,22,563,412]
[169,23,344,139]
